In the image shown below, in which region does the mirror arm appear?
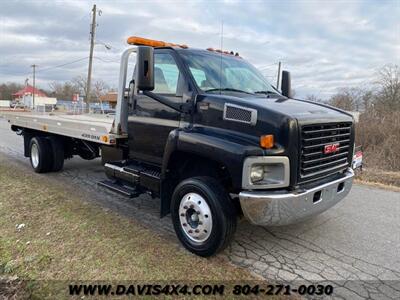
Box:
[143,91,192,114]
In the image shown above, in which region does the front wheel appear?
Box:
[171,176,237,257]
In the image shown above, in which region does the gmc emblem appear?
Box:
[324,143,340,154]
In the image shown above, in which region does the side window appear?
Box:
[189,67,206,87]
[154,53,180,94]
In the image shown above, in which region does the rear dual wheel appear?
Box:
[171,176,237,257]
[49,137,64,172]
[29,136,64,173]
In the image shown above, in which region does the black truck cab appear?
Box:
[101,42,355,256]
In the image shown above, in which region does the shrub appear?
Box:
[356,110,400,171]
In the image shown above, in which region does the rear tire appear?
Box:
[171,176,237,257]
[29,137,53,173]
[48,136,64,172]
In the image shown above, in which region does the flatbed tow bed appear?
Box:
[2,111,126,145]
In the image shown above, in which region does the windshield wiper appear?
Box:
[204,88,254,95]
[254,90,287,99]
[254,90,280,96]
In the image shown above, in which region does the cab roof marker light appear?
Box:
[206,47,240,57]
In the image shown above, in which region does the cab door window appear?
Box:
[153,53,180,95]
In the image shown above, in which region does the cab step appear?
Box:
[104,160,161,194]
[98,180,141,198]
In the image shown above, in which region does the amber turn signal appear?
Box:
[100,135,109,143]
[260,135,274,149]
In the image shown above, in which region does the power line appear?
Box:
[0,58,30,68]
[0,55,89,69]
[0,57,88,79]
[37,57,89,73]
[0,68,31,76]
[95,39,123,52]
[258,62,279,71]
[94,56,120,64]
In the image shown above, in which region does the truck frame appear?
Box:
[3,37,355,256]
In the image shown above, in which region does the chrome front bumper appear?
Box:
[239,168,354,226]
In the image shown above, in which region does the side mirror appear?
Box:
[136,46,154,91]
[281,70,292,98]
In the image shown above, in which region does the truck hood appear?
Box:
[242,96,353,124]
[195,93,354,151]
[198,93,353,124]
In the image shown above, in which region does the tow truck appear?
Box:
[3,36,355,256]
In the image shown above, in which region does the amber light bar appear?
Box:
[127,36,188,48]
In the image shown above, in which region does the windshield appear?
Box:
[179,51,277,95]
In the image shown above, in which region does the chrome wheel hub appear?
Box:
[31,143,39,168]
[179,193,212,243]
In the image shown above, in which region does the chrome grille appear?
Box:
[300,122,352,181]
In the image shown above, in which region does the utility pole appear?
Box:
[86,4,97,110]
[276,61,282,91]
[31,64,37,109]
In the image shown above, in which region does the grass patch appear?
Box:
[0,156,257,298]
[355,168,400,191]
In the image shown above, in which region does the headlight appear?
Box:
[251,164,285,184]
[243,156,290,189]
[250,165,264,182]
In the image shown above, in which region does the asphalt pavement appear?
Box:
[0,117,399,299]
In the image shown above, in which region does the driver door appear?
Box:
[128,50,184,165]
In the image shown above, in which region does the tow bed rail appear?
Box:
[3,112,127,145]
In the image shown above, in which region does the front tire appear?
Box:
[171,176,237,257]
[29,137,53,173]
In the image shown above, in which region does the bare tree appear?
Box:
[92,80,109,101]
[375,64,400,112]
[0,83,24,100]
[49,81,63,97]
[92,80,109,113]
[71,76,88,99]
[361,90,374,112]
[70,76,110,102]
[305,94,324,103]
[328,88,366,111]
[49,81,79,100]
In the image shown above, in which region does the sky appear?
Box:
[0,0,399,99]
